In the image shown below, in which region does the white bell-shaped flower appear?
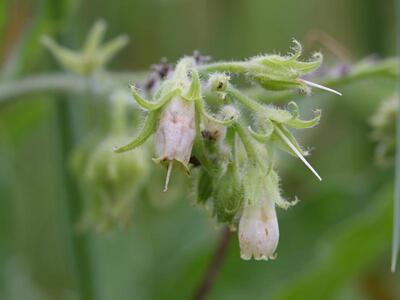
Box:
[154,96,196,191]
[239,198,279,261]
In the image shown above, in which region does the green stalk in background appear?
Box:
[391,0,400,273]
[55,98,95,300]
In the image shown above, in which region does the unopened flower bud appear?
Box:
[370,95,397,166]
[201,106,238,144]
[220,105,239,121]
[213,162,243,224]
[202,121,226,144]
[71,135,150,233]
[208,73,230,92]
[196,169,214,204]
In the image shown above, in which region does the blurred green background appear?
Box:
[0,0,399,299]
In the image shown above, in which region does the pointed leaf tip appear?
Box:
[300,79,342,96]
[275,126,322,181]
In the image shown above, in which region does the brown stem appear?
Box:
[192,226,232,300]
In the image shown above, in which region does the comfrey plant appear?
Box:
[114,41,341,260]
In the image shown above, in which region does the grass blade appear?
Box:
[391,0,400,273]
[391,93,400,272]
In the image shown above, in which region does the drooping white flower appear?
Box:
[239,198,279,261]
[154,96,196,191]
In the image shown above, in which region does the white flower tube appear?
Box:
[239,198,279,260]
[154,96,196,191]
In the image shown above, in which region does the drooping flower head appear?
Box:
[113,41,341,260]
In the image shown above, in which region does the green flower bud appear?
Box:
[213,162,243,224]
[240,40,340,95]
[71,135,150,233]
[370,95,397,166]
[196,168,214,204]
[220,105,240,121]
[208,73,230,92]
[246,40,321,91]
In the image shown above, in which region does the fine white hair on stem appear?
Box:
[163,161,173,192]
[275,127,322,181]
[300,79,342,96]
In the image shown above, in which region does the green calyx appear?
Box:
[212,162,244,224]
[248,40,322,91]
[71,134,150,233]
[42,20,129,76]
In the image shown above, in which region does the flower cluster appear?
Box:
[114,41,341,260]
[42,22,341,254]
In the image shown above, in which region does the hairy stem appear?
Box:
[199,61,247,74]
[0,71,145,104]
[192,226,231,300]
[0,58,397,106]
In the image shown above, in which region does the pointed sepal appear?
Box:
[113,111,158,153]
